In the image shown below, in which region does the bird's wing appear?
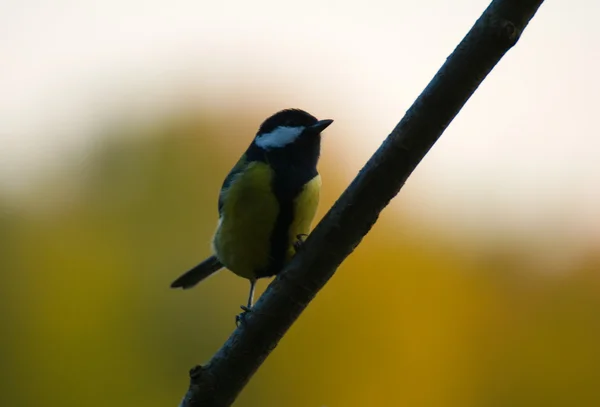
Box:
[218,154,248,215]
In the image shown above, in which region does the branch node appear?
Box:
[500,20,520,42]
[190,365,204,379]
[489,16,521,46]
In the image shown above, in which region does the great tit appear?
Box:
[171,108,333,320]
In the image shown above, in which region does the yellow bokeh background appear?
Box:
[2,2,600,404]
[1,106,599,407]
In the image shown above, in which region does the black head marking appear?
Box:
[246,108,332,169]
[257,109,319,136]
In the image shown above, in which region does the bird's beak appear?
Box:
[310,119,334,133]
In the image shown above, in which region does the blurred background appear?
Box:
[1,0,599,406]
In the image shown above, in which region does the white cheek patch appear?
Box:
[256,126,304,149]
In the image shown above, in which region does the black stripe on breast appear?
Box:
[245,142,318,278]
[258,166,317,278]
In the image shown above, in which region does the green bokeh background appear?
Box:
[1,107,599,407]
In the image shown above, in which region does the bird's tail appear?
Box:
[170,255,223,289]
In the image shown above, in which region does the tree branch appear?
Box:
[178,0,545,405]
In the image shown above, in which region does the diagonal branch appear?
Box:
[178,0,545,406]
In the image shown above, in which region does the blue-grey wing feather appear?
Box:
[218,155,248,215]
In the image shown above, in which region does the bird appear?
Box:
[170,108,333,322]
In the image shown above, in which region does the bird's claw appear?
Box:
[293,233,309,252]
[235,305,253,326]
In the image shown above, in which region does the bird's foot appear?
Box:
[293,234,309,253]
[235,305,253,326]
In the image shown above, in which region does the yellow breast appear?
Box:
[212,161,278,279]
[212,161,321,279]
[285,175,321,261]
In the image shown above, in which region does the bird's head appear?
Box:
[253,109,333,154]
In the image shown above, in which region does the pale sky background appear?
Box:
[1,0,599,259]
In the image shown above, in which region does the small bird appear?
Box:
[171,108,333,321]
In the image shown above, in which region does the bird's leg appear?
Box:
[243,278,256,311]
[293,233,309,252]
[236,279,256,326]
